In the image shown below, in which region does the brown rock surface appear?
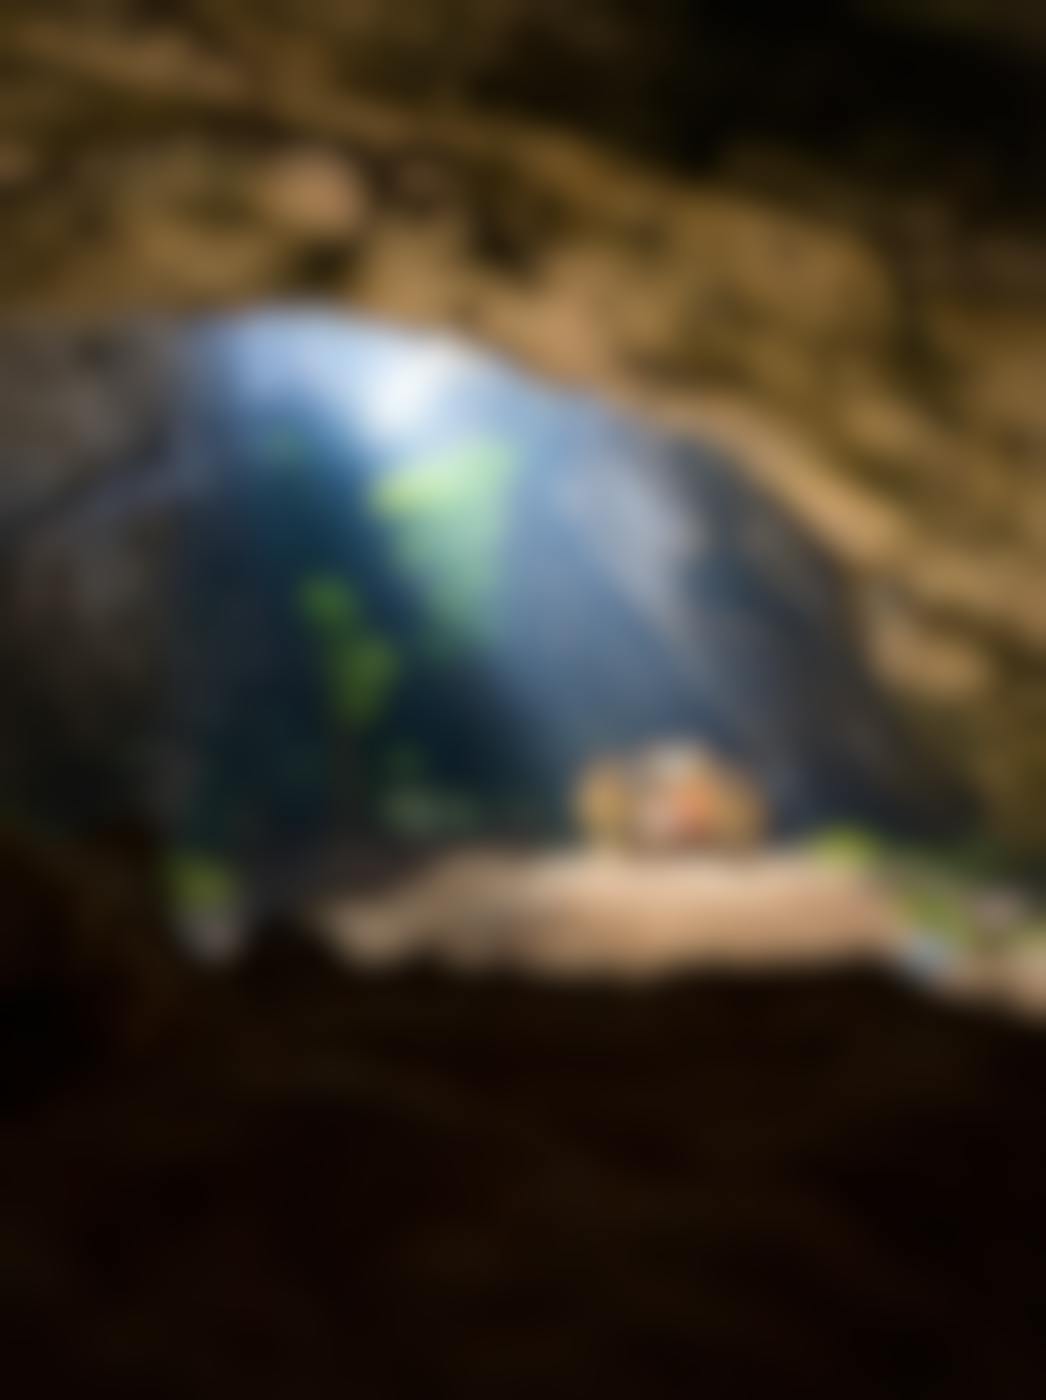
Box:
[0,2,1043,856]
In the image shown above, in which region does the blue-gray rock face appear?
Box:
[0,314,963,897]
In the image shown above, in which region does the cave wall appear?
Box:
[0,2,1044,857]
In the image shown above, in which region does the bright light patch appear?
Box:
[213,317,485,464]
[361,339,479,447]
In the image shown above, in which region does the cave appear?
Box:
[1,4,1045,1396]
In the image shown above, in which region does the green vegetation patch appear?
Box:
[165,851,241,915]
[297,573,401,732]
[370,436,519,654]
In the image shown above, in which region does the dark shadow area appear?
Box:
[472,0,1046,211]
[4,924,1046,1397]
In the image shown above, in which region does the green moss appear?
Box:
[804,825,886,871]
[298,573,401,733]
[372,438,516,518]
[370,436,519,654]
[297,575,360,630]
[165,851,240,914]
[327,635,401,730]
[895,879,978,945]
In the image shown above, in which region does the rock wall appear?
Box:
[1,3,1044,857]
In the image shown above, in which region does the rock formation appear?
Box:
[0,2,1043,857]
